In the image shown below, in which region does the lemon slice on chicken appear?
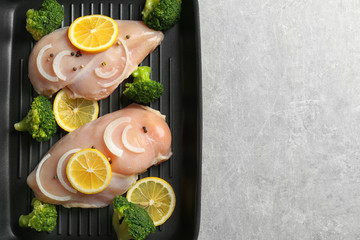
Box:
[66,148,111,194]
[53,90,99,132]
[68,15,119,52]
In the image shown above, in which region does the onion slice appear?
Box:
[122,125,145,153]
[36,44,58,82]
[98,37,129,87]
[36,154,72,202]
[95,67,118,79]
[104,117,131,157]
[57,149,80,194]
[53,50,73,80]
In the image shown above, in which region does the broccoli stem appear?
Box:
[143,0,160,18]
[112,213,132,240]
[14,117,30,132]
[132,66,151,83]
[19,214,31,227]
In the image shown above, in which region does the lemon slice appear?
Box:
[68,15,119,52]
[66,148,111,194]
[126,177,176,226]
[53,90,99,132]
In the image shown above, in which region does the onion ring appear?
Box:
[122,125,145,153]
[95,67,118,79]
[53,50,73,80]
[98,37,129,87]
[103,117,131,157]
[36,44,58,82]
[56,149,80,194]
[36,154,71,202]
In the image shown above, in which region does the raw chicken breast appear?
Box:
[27,104,172,207]
[28,21,164,100]
[27,160,137,208]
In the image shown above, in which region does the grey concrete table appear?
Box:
[198,0,360,239]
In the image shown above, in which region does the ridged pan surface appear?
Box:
[0,0,201,239]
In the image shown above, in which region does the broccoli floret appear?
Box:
[19,198,57,232]
[14,95,57,142]
[112,196,155,240]
[26,0,64,41]
[123,66,164,104]
[142,0,182,31]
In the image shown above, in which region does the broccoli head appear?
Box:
[14,95,57,142]
[142,0,182,31]
[112,196,155,240]
[123,66,164,104]
[19,198,57,232]
[26,0,64,41]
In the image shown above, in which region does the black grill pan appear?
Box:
[0,0,202,239]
